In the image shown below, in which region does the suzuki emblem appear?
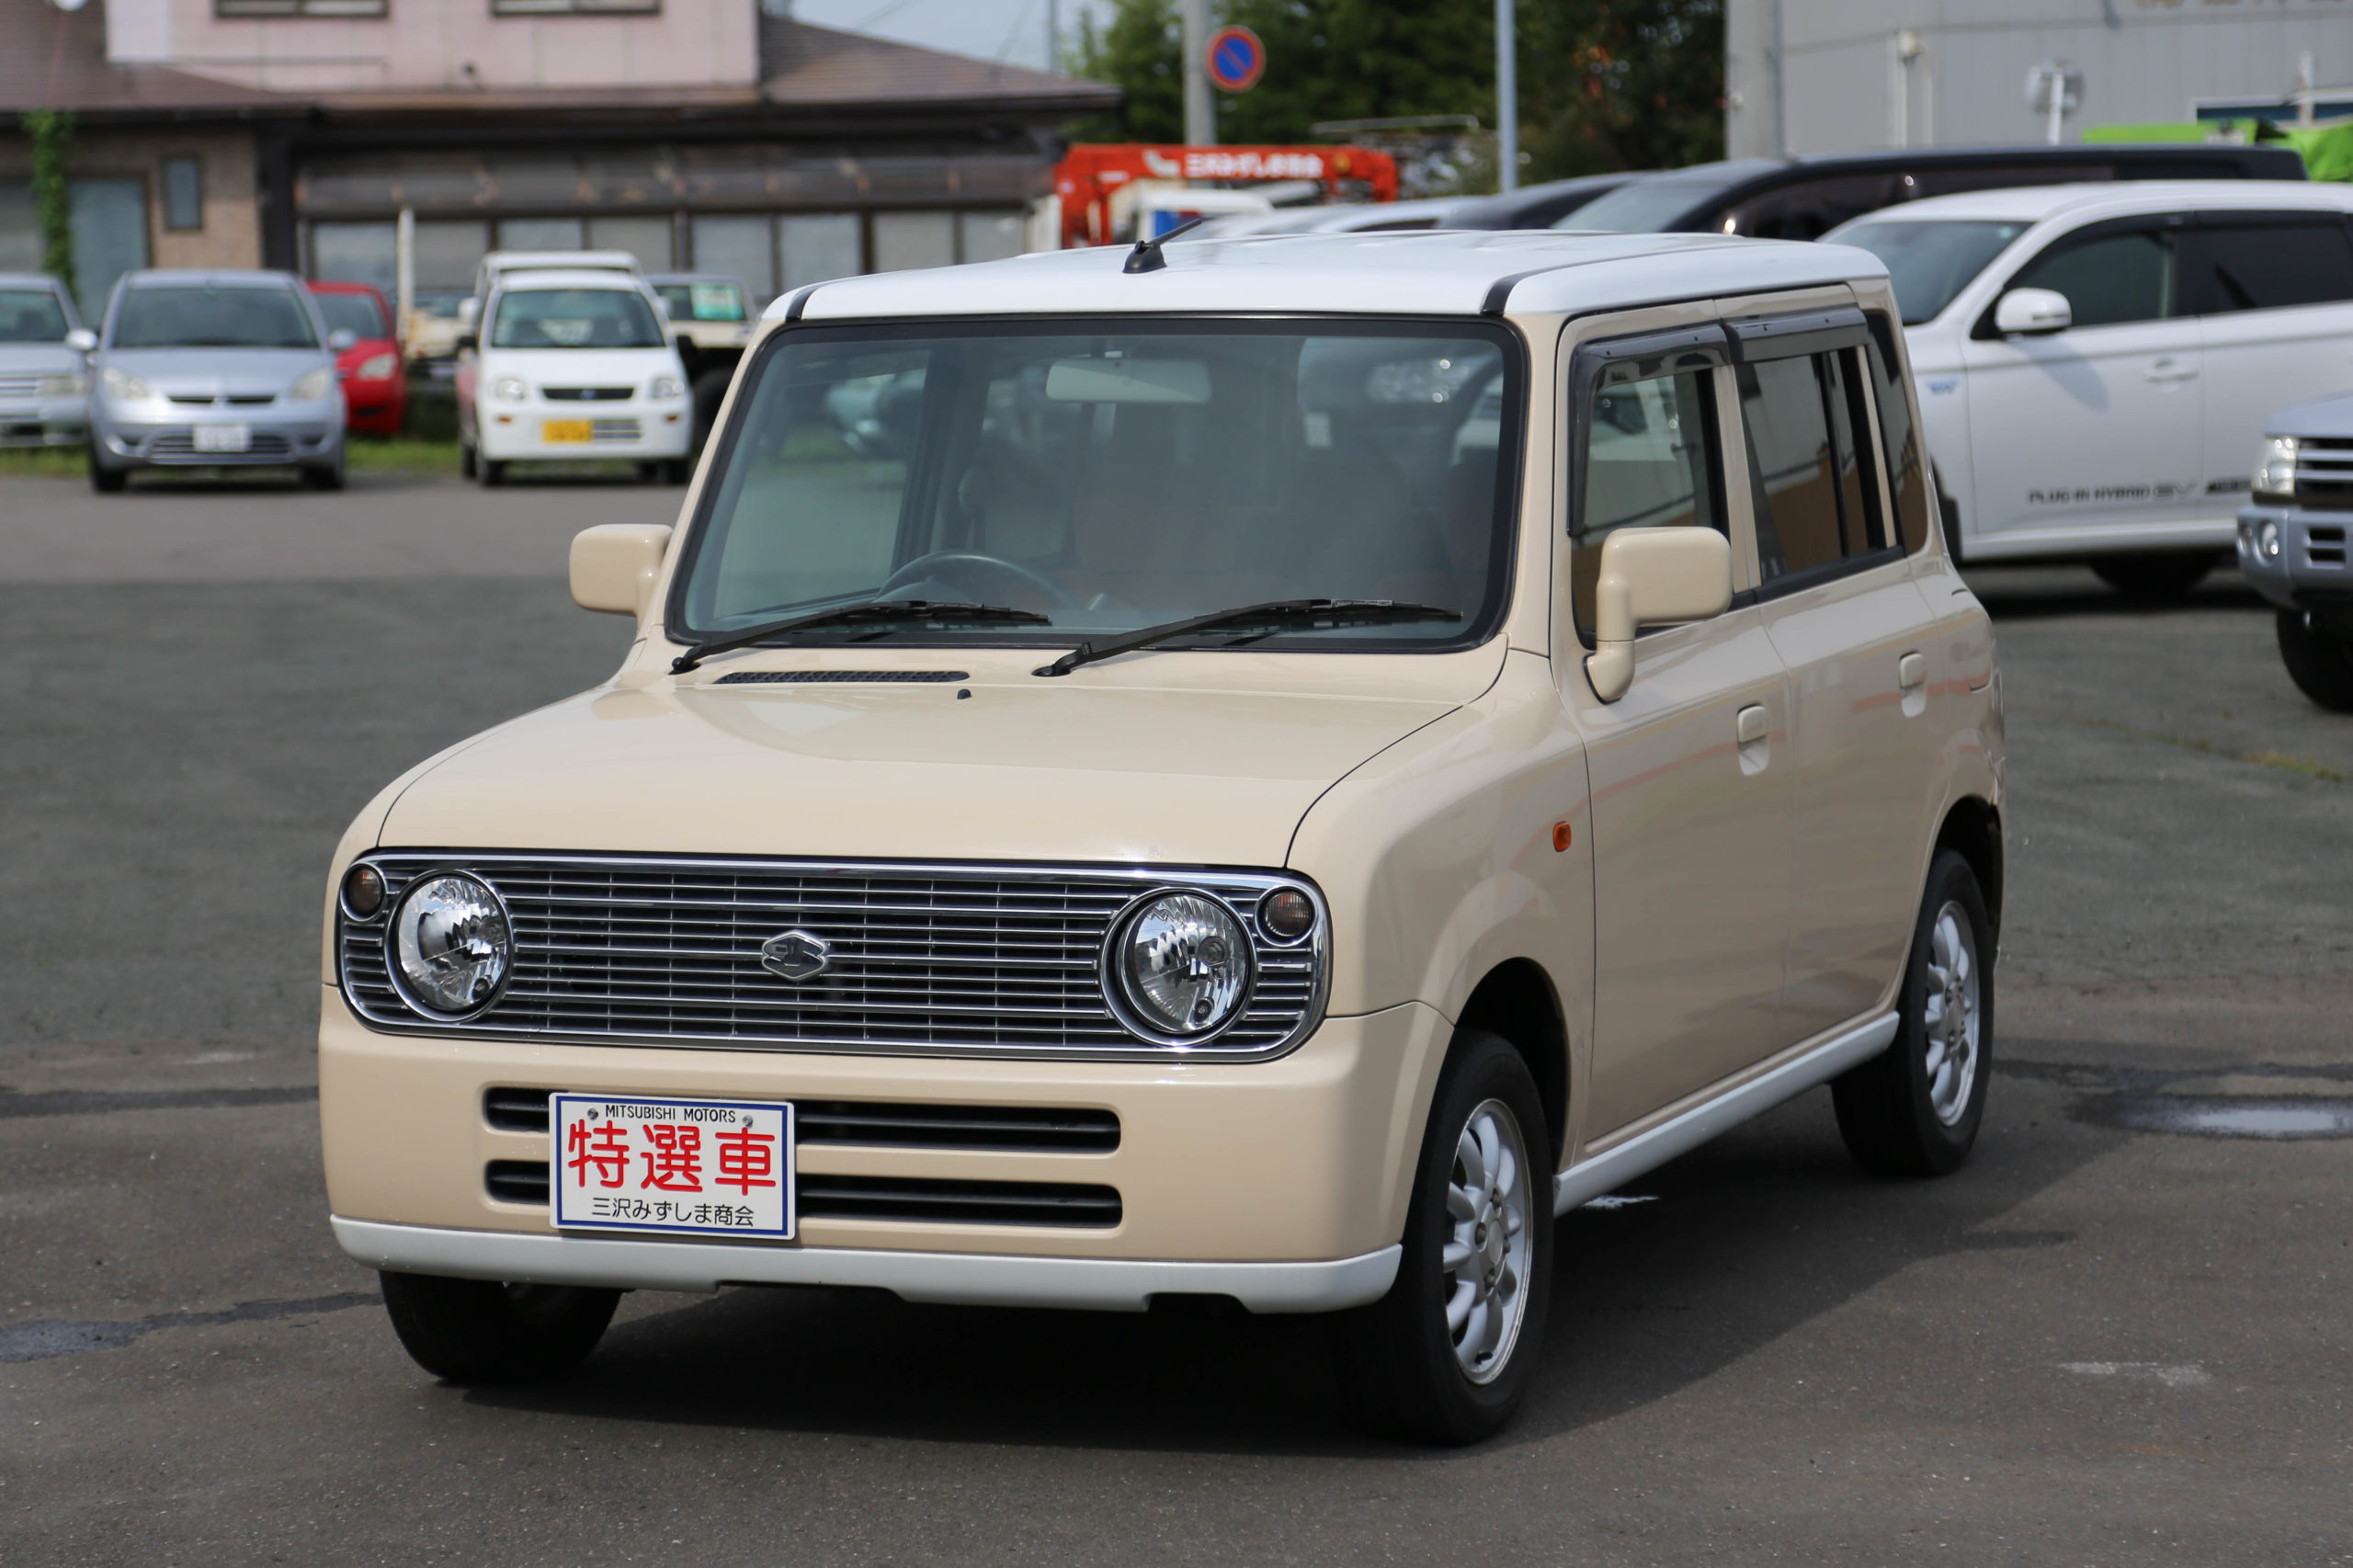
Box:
[760,929,832,983]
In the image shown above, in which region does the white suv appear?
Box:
[1832,181,2353,597]
[456,268,693,485]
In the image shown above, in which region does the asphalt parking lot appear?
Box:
[2,470,2348,1565]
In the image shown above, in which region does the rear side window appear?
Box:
[1573,365,1724,639]
[1719,174,1902,241]
[1735,348,1888,584]
[2178,220,2353,314]
[1904,163,2109,200]
[2008,226,2177,329]
[1865,317,1930,554]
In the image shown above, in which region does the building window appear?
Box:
[216,0,389,16]
[163,159,204,232]
[490,0,658,14]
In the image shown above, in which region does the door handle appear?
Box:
[1898,652,1927,690]
[1736,704,1768,745]
[2143,359,2199,383]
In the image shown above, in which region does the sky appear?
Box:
[787,0,1116,76]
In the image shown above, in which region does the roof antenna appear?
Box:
[1124,215,1211,274]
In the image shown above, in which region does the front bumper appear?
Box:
[478,402,690,461]
[319,989,1448,1309]
[95,401,343,468]
[2237,504,2353,613]
[0,396,89,448]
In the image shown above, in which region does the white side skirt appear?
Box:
[333,1216,1402,1315]
[1554,1011,1900,1215]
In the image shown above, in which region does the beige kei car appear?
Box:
[321,229,2003,1443]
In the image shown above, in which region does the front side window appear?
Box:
[1736,348,1887,584]
[0,288,71,343]
[2178,220,2353,314]
[490,289,664,350]
[2008,226,2176,330]
[676,321,1520,652]
[1572,365,1722,638]
[1828,219,2029,324]
[111,287,317,350]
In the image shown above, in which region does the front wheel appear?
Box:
[1331,1029,1553,1444]
[378,1270,619,1384]
[2276,608,2353,712]
[2090,551,2214,601]
[1833,850,1994,1176]
[301,459,345,492]
[478,458,506,488]
[88,450,127,494]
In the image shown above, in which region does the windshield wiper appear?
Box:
[670,600,1051,674]
[1033,598,1461,678]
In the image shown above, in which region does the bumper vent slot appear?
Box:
[485,1160,551,1204]
[2308,523,2347,566]
[712,670,970,685]
[483,1087,1119,1153]
[798,1175,1121,1228]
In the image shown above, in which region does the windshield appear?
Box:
[656,282,746,323]
[675,320,1520,650]
[490,288,665,349]
[1559,172,1743,233]
[0,288,71,343]
[312,290,389,339]
[1827,219,2031,324]
[112,287,318,350]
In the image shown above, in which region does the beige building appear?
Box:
[1,0,1115,313]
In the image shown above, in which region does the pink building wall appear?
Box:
[102,0,760,95]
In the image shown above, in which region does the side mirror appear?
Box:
[1585,526,1733,703]
[458,297,478,326]
[1994,287,2071,336]
[327,327,358,352]
[64,327,97,353]
[571,523,675,618]
[455,331,477,353]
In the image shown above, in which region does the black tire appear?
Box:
[689,369,730,456]
[2276,608,2353,713]
[378,1270,619,1384]
[1834,850,1994,1177]
[301,460,345,492]
[661,459,691,486]
[479,458,506,488]
[2090,551,2214,601]
[459,441,477,481]
[1331,1029,1554,1445]
[88,451,127,494]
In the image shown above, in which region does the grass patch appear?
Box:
[0,438,461,480]
[0,446,84,478]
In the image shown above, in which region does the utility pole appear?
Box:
[1495,0,1518,192]
[1045,0,1060,74]
[1182,0,1213,146]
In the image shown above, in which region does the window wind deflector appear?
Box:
[1726,305,1870,362]
[671,600,1051,674]
[1033,598,1461,678]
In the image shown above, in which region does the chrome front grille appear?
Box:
[339,854,1325,1061]
[149,431,295,460]
[0,374,41,400]
[2293,437,2353,506]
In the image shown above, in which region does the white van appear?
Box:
[1831,182,2353,597]
[456,267,693,485]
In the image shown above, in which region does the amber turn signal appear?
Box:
[1257,886,1316,943]
[1552,821,1574,852]
[341,862,386,919]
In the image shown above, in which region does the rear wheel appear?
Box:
[379,1270,619,1383]
[2277,608,2353,712]
[1833,850,1994,1177]
[1331,1029,1553,1445]
[2090,551,2215,601]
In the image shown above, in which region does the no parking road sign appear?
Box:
[1206,25,1266,93]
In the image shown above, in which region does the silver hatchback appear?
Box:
[88,269,349,492]
[0,274,94,449]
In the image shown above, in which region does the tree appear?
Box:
[22,110,74,301]
[1065,0,1722,186]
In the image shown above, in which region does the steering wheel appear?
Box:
[878,551,1081,615]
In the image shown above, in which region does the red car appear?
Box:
[306,280,408,437]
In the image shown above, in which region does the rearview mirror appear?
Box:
[64,327,97,353]
[327,327,358,352]
[571,524,675,618]
[1995,287,2071,335]
[1585,526,1733,702]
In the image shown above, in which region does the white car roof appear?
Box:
[1842,178,2353,227]
[492,270,657,292]
[482,250,641,276]
[776,230,1890,323]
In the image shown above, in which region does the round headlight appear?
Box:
[1107,890,1252,1041]
[389,871,512,1018]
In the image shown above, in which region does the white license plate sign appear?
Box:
[192,423,250,453]
[551,1095,794,1238]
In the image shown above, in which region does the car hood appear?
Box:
[479,347,678,381]
[378,676,1467,867]
[0,344,83,375]
[2266,390,2353,440]
[98,347,328,398]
